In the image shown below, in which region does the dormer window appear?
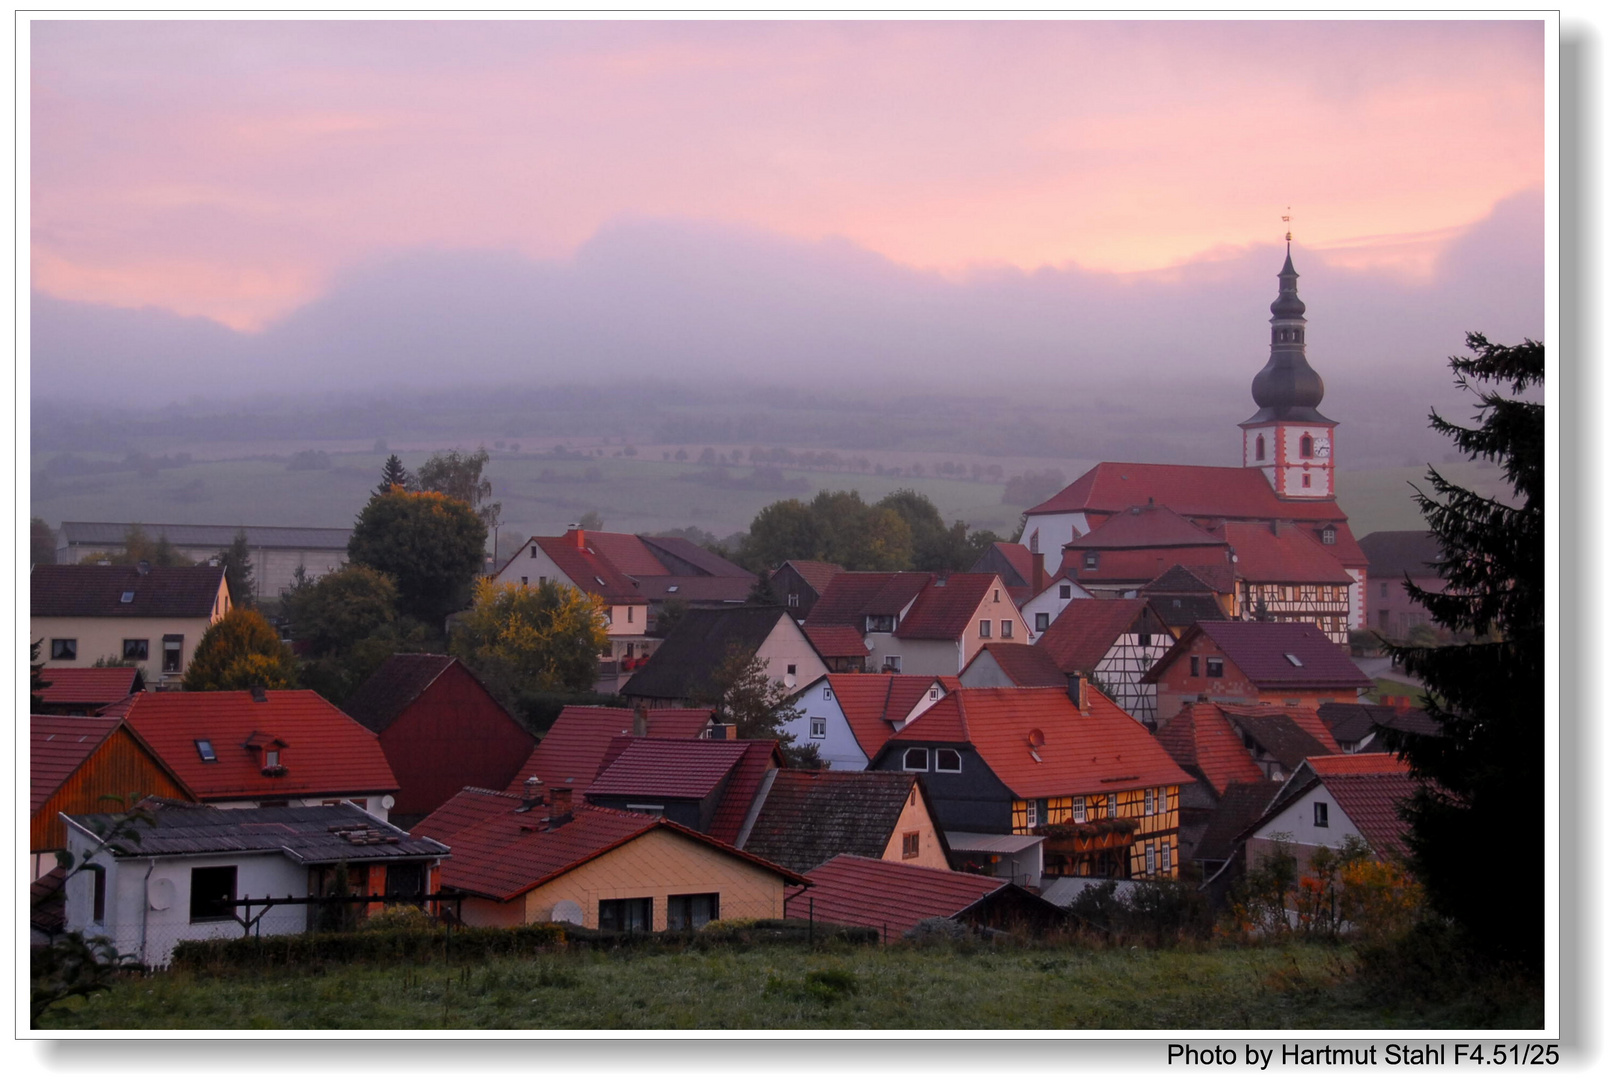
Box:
[1322,526,1337,545]
[1083,553,1098,570]
[865,614,896,634]
[265,749,280,768]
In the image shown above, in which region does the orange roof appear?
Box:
[972,643,1066,687]
[120,690,398,801]
[1028,462,1351,525]
[802,624,869,660]
[899,574,1002,640]
[895,687,1193,799]
[1306,752,1409,776]
[1155,702,1342,797]
[1220,521,1354,585]
[506,706,713,793]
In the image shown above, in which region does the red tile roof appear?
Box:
[803,572,933,629]
[802,624,870,661]
[585,738,750,800]
[31,564,227,619]
[820,674,952,758]
[1067,505,1228,550]
[1058,546,1240,590]
[418,789,806,901]
[120,690,398,801]
[35,667,144,707]
[1145,622,1372,689]
[580,531,669,576]
[898,574,1002,640]
[1037,599,1157,673]
[896,687,1193,799]
[972,643,1067,687]
[506,706,713,792]
[785,854,1026,931]
[534,534,646,604]
[989,543,1037,587]
[31,714,192,813]
[1027,462,1352,525]
[1220,521,1354,585]
[410,786,523,845]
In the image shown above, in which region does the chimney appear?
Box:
[523,775,541,805]
[137,560,151,576]
[1272,519,1284,536]
[632,704,649,738]
[1066,673,1090,711]
[574,528,587,549]
[548,787,574,827]
[250,686,268,703]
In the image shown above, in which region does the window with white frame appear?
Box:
[810,717,827,739]
[1313,801,1329,828]
[1059,585,1072,599]
[1000,620,1013,638]
[902,747,929,771]
[979,620,991,638]
[1035,612,1049,632]
[935,748,962,773]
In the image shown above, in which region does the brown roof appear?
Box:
[1220,521,1354,586]
[1144,621,1373,689]
[585,738,750,801]
[803,572,934,629]
[778,560,844,594]
[743,770,928,872]
[1156,702,1341,797]
[898,574,1003,640]
[1027,462,1352,526]
[785,854,1063,931]
[1191,780,1283,865]
[802,624,870,661]
[1065,505,1228,550]
[31,563,226,619]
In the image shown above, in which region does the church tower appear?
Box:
[1240,240,1336,498]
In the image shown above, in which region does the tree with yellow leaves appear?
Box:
[450,579,609,699]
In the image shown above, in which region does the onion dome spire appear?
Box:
[1244,238,1329,424]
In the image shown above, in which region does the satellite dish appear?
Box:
[380,795,396,810]
[783,674,796,689]
[148,877,176,911]
[863,637,874,651]
[550,899,584,925]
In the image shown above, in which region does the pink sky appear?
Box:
[30,19,1544,332]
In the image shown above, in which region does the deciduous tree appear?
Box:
[1385,333,1543,968]
[450,579,609,699]
[182,609,296,691]
[415,447,502,536]
[348,490,487,625]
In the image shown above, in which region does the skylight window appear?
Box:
[1284,653,1304,667]
[195,739,217,762]
[120,591,135,603]
[667,585,679,593]
[595,576,606,586]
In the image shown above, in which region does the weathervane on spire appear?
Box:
[1283,207,1292,246]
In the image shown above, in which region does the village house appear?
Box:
[342,654,537,823]
[410,786,808,931]
[740,770,952,874]
[869,683,1194,880]
[1216,753,1418,912]
[31,563,231,686]
[1018,571,1094,639]
[30,713,192,880]
[620,606,827,709]
[767,559,844,620]
[782,672,959,771]
[1017,249,1370,629]
[1153,700,1343,876]
[54,521,352,602]
[1317,700,1436,754]
[803,571,1030,676]
[581,737,783,846]
[1030,598,1177,727]
[799,624,871,673]
[1143,620,1374,718]
[1220,520,1356,644]
[785,854,1072,939]
[970,541,1045,607]
[62,800,447,966]
[104,689,400,820]
[32,666,145,715]
[489,530,657,692]
[1055,503,1234,600]
[1139,565,1232,637]
[1357,530,1445,638]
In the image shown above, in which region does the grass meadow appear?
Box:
[40,939,1540,1031]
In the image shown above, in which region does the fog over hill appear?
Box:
[30,189,1541,469]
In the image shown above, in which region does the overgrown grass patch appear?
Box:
[39,938,1541,1030]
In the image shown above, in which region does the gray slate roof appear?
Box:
[67,800,448,864]
[1356,531,1443,580]
[743,770,925,872]
[1191,780,1284,865]
[622,606,794,702]
[60,521,352,551]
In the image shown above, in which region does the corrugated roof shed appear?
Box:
[68,800,447,863]
[59,522,352,551]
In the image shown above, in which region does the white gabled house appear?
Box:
[784,672,959,770]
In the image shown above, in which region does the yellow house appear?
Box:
[31,564,231,687]
[412,788,809,931]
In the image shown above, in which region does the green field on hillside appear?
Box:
[39,939,1538,1031]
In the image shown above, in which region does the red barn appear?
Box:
[344,655,536,821]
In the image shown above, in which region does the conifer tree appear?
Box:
[1384,333,1543,968]
[217,528,256,607]
[377,454,412,496]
